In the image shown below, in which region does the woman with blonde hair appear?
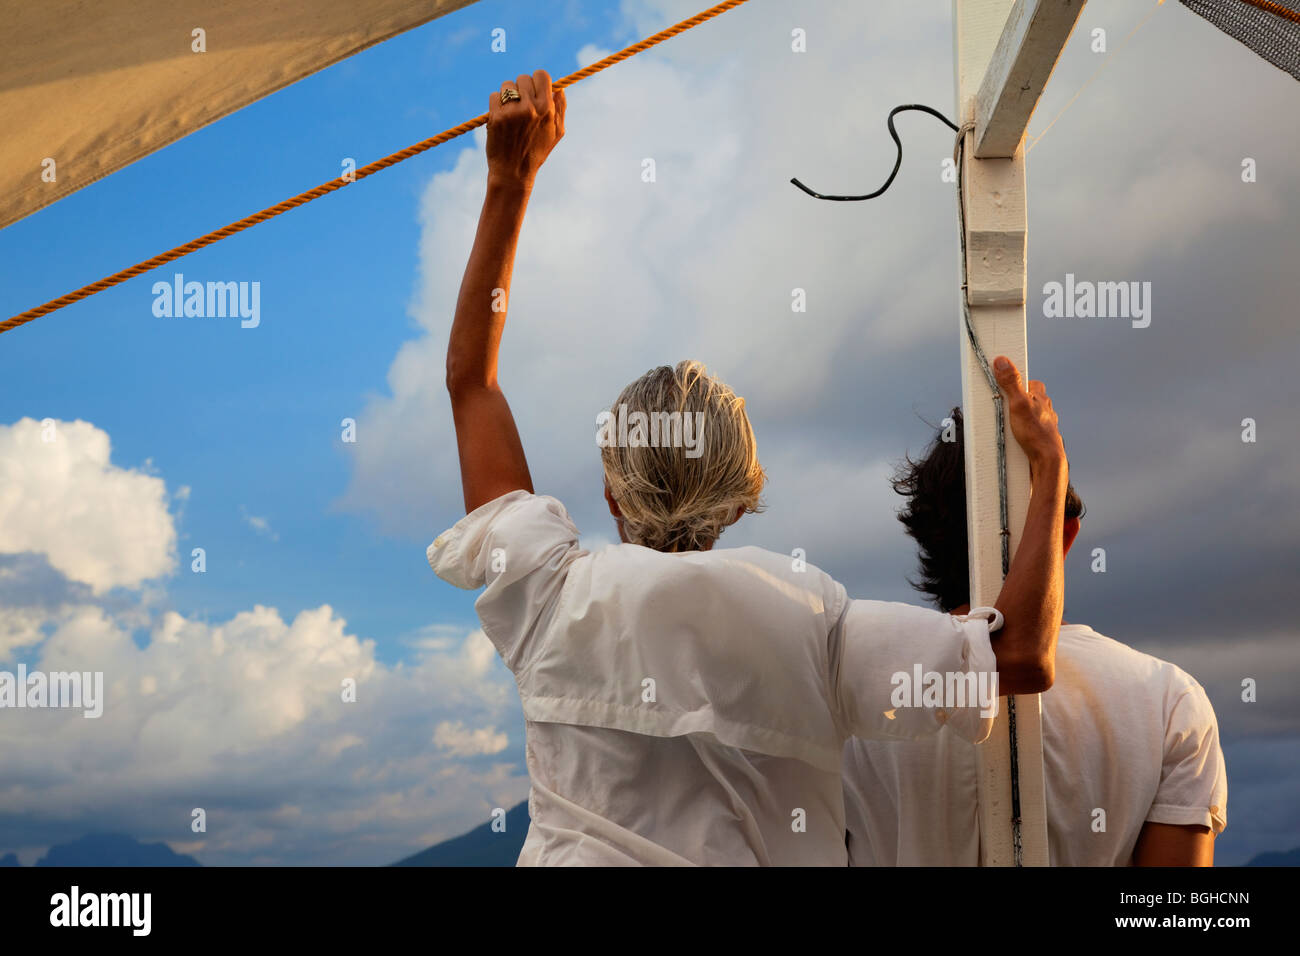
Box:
[432,71,1071,865]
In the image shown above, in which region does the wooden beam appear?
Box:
[974,0,1087,158]
[954,0,1049,867]
[962,153,1026,307]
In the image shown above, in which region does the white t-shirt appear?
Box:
[842,623,1228,866]
[429,490,1003,866]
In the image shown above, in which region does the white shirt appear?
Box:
[842,623,1228,866]
[429,490,1002,866]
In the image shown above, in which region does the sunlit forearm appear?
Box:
[445,174,533,395]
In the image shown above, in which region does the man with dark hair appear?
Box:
[842,408,1228,866]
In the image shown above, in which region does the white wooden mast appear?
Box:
[953,0,1085,866]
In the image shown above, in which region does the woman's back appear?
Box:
[431,491,1000,865]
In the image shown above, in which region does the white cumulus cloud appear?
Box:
[0,416,527,865]
[0,418,177,593]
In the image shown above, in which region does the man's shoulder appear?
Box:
[1057,624,1204,699]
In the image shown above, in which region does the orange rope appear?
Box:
[1,0,750,336]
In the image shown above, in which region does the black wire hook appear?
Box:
[790,104,959,201]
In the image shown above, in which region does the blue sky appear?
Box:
[0,1,623,659]
[1,0,1297,866]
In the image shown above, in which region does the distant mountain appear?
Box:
[0,852,18,867]
[392,802,529,867]
[34,833,200,867]
[1244,846,1300,867]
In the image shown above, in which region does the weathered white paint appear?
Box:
[975,0,1088,158]
[954,0,1083,867]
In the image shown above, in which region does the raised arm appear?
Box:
[987,356,1069,695]
[446,70,566,513]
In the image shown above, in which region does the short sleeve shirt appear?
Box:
[431,491,1001,865]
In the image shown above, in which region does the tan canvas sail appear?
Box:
[0,0,479,230]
